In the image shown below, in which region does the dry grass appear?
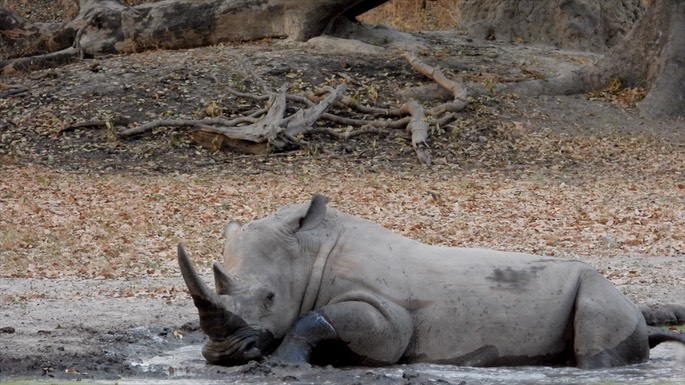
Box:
[359,0,463,31]
[1,134,684,280]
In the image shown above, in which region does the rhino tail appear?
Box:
[647,326,685,348]
[639,303,685,326]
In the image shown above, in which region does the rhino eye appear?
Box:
[264,291,275,308]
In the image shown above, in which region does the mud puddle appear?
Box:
[118,342,684,385]
[2,342,683,384]
[2,279,683,385]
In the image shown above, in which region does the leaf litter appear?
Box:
[1,32,684,306]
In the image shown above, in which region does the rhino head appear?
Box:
[178,194,329,366]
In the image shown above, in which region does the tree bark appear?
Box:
[637,0,685,118]
[457,0,644,52]
[500,0,685,118]
[1,0,390,74]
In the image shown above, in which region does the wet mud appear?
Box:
[1,277,683,384]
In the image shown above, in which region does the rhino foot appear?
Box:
[272,310,340,364]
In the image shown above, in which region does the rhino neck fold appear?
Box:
[297,217,341,316]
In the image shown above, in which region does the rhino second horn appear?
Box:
[177,243,248,339]
[213,262,236,295]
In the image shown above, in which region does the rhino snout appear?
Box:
[202,327,276,366]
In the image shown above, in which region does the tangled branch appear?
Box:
[66,51,475,164]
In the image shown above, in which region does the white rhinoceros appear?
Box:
[178,194,685,368]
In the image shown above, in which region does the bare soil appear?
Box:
[1,22,684,383]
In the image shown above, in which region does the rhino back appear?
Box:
[318,211,596,365]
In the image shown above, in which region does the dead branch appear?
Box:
[224,88,270,101]
[119,83,405,143]
[429,102,468,116]
[434,112,459,128]
[402,51,469,112]
[400,100,431,165]
[0,86,29,98]
[247,108,268,118]
[0,47,81,76]
[61,118,131,133]
[321,113,410,128]
[119,116,258,137]
[309,126,390,139]
[226,87,315,107]
[247,83,288,142]
[285,84,348,136]
[310,86,404,117]
[115,76,439,163]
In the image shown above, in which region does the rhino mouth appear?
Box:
[177,243,276,366]
[202,326,276,366]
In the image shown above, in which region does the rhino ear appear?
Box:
[297,193,329,232]
[223,220,242,238]
[213,262,236,295]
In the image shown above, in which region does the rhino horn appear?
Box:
[177,243,248,339]
[213,262,236,295]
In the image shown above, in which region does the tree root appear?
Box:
[115,83,413,154]
[105,44,475,163]
[68,50,477,164]
[402,51,470,112]
[107,75,463,163]
[400,100,431,165]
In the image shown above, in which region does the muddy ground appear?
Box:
[1,26,685,383]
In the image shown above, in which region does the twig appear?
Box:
[309,126,390,139]
[247,108,268,118]
[73,12,100,59]
[224,53,270,93]
[0,47,80,76]
[225,87,269,101]
[310,86,404,117]
[434,112,459,127]
[429,102,468,116]
[61,118,131,133]
[0,87,29,98]
[226,86,314,107]
[119,116,257,137]
[321,113,410,128]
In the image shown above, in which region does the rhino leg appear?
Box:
[317,299,413,365]
[272,310,339,363]
[573,270,650,368]
[274,298,413,366]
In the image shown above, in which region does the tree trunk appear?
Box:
[1,0,389,74]
[457,0,644,52]
[500,0,685,118]
[637,0,685,118]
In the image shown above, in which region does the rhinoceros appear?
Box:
[178,194,685,369]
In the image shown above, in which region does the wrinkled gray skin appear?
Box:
[178,194,685,369]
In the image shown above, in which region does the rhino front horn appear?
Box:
[177,243,248,339]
